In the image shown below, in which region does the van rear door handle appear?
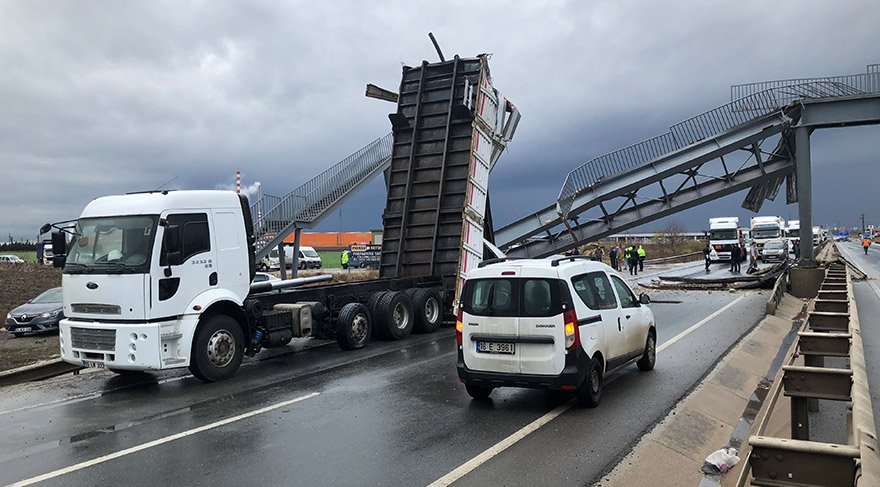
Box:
[625,315,631,319]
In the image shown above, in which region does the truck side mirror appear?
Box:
[50,231,66,268]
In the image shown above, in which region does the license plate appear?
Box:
[15,327,32,333]
[476,341,515,354]
[82,361,105,369]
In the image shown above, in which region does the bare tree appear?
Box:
[657,220,687,247]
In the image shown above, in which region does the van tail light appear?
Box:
[563,308,579,350]
[456,306,463,346]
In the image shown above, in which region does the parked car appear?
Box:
[456,256,656,407]
[5,287,64,337]
[0,255,26,265]
[760,239,788,263]
[252,272,280,283]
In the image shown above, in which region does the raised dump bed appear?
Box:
[379,54,518,299]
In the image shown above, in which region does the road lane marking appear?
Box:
[428,294,746,486]
[656,295,745,353]
[427,401,574,487]
[8,391,320,487]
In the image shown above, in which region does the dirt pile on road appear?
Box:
[0,264,62,372]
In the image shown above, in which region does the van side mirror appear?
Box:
[639,293,651,305]
[51,231,67,268]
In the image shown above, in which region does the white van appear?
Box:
[259,245,323,271]
[456,255,656,407]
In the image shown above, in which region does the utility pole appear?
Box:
[861,213,866,234]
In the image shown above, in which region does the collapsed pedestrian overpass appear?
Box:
[497,64,880,268]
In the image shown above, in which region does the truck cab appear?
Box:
[708,217,740,262]
[56,190,256,381]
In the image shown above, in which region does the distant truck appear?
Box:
[708,217,740,262]
[784,220,800,249]
[37,240,53,265]
[750,216,785,257]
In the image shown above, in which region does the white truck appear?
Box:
[785,220,800,248]
[750,216,785,257]
[708,217,740,262]
[44,190,448,382]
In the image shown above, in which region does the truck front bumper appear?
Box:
[60,316,197,371]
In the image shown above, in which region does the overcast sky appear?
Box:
[2,0,879,242]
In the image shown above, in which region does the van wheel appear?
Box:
[576,357,602,408]
[336,303,371,350]
[189,314,245,382]
[465,383,493,400]
[411,288,443,333]
[637,333,656,371]
[375,291,414,340]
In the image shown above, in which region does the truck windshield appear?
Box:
[753,226,781,239]
[64,216,158,274]
[709,229,737,240]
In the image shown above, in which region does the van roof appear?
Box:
[469,255,609,278]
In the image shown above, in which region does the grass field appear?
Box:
[318,251,342,269]
[3,251,38,263]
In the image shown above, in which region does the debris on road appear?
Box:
[701,447,740,474]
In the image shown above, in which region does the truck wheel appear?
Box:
[375,291,414,340]
[575,357,602,408]
[411,288,443,333]
[189,314,245,382]
[637,332,656,371]
[366,291,388,336]
[465,383,493,400]
[336,303,371,350]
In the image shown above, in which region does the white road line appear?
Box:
[7,391,320,487]
[427,401,573,487]
[657,295,745,353]
[428,294,746,486]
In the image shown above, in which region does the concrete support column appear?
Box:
[796,126,815,268]
[291,228,302,278]
[278,243,287,280]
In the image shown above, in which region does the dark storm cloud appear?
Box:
[1,0,879,240]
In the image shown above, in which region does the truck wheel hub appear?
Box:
[207,330,236,367]
[393,303,409,330]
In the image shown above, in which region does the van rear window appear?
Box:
[462,278,563,317]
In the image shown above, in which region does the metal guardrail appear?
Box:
[556,64,880,217]
[765,272,786,315]
[738,250,880,486]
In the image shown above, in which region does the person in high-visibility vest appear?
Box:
[863,237,871,255]
[637,245,647,272]
[341,250,350,269]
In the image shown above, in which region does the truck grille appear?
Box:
[71,303,121,315]
[71,327,116,351]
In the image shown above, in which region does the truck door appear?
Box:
[151,212,216,319]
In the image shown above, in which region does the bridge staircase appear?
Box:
[498,64,880,258]
[251,133,393,260]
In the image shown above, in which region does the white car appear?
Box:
[0,255,26,265]
[456,255,656,407]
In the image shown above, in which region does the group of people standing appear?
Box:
[608,244,646,275]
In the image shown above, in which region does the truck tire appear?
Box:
[411,288,443,333]
[366,291,388,327]
[336,303,371,350]
[189,314,245,382]
[636,332,656,371]
[575,357,602,408]
[374,291,414,340]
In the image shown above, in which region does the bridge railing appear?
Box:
[734,249,880,486]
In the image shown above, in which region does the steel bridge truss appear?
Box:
[502,111,797,257]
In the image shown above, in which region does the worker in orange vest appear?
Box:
[863,237,872,255]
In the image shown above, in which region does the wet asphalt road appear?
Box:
[836,241,880,425]
[0,265,768,487]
